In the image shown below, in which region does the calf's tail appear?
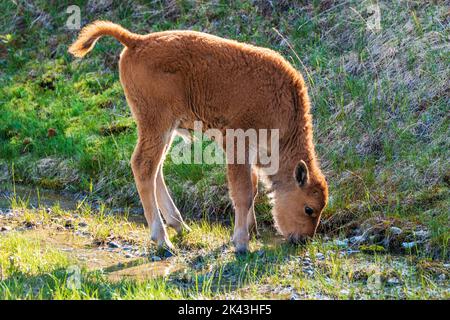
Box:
[68,20,143,58]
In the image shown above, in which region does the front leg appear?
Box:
[227,164,254,253]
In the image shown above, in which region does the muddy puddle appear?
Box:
[0,184,182,282]
[16,228,184,282]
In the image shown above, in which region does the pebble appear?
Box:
[389,227,403,235]
[387,277,400,285]
[402,241,418,249]
[151,256,162,262]
[340,289,350,295]
[125,253,133,258]
[78,222,88,228]
[64,219,74,229]
[302,267,314,277]
[413,230,429,239]
[1,225,12,231]
[108,241,121,248]
[340,249,360,257]
[315,252,325,260]
[1,210,15,218]
[349,235,366,244]
[334,239,349,247]
[290,292,301,300]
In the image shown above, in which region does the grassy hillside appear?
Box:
[0,0,449,258]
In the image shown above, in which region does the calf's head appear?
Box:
[272,160,328,243]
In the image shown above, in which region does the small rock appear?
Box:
[334,239,349,247]
[290,292,300,300]
[277,285,293,295]
[341,249,360,256]
[389,227,403,235]
[303,257,311,264]
[108,241,120,248]
[151,256,162,262]
[302,267,314,277]
[349,235,366,244]
[1,225,12,231]
[340,289,350,295]
[438,274,446,281]
[413,230,429,239]
[24,221,35,229]
[64,219,74,229]
[402,241,418,249]
[315,252,325,260]
[125,253,133,258]
[387,277,400,285]
[78,221,88,228]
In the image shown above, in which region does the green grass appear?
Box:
[0,0,448,265]
[0,202,448,300]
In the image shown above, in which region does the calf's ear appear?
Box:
[294,160,309,187]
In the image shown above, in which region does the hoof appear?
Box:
[151,233,175,252]
[232,231,249,254]
[168,221,192,235]
[175,222,192,235]
[249,225,260,239]
[156,245,175,258]
[234,244,249,255]
[158,238,175,251]
[233,240,249,254]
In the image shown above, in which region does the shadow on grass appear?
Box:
[0,240,302,299]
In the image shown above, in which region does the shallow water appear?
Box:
[0,183,147,223]
[13,228,184,281]
[0,184,183,281]
[0,183,80,211]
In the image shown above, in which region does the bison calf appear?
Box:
[69,21,328,253]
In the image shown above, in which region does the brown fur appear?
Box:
[69,21,328,252]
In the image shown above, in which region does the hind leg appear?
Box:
[131,127,174,250]
[156,141,191,234]
[247,168,259,237]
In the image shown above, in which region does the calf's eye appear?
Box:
[305,206,314,216]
